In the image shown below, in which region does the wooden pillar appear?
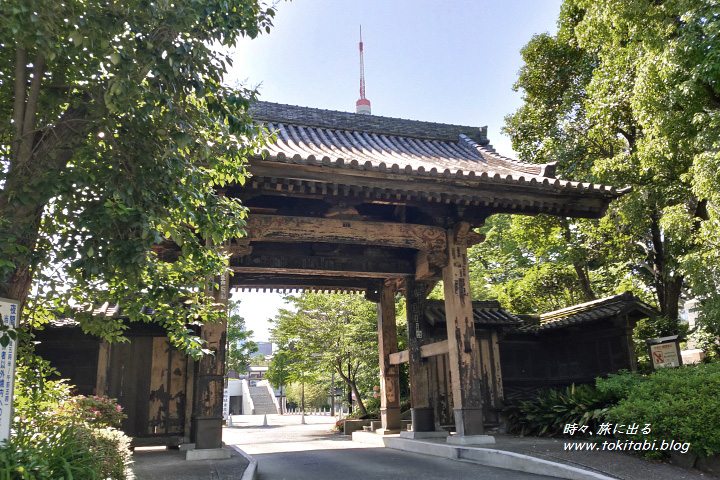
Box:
[377,281,401,434]
[405,277,435,432]
[442,223,485,438]
[193,270,229,450]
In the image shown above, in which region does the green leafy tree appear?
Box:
[495,0,720,341]
[266,350,292,414]
[226,300,257,375]
[270,293,379,416]
[0,0,277,352]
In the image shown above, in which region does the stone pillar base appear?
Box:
[193,417,224,450]
[186,448,231,461]
[453,407,484,437]
[375,428,401,435]
[446,434,495,446]
[380,407,401,432]
[400,430,449,439]
[410,407,435,432]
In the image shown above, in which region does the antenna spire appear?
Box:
[356,26,371,114]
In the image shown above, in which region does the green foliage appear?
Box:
[226,300,258,374]
[2,352,132,478]
[606,364,720,458]
[505,384,614,437]
[595,370,646,400]
[0,0,278,355]
[249,353,271,367]
[270,293,380,416]
[499,0,720,332]
[285,382,327,410]
[266,351,291,390]
[58,395,126,429]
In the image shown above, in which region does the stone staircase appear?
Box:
[249,386,278,414]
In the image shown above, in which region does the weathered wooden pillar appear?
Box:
[190,269,230,458]
[377,281,401,434]
[405,277,435,432]
[442,223,493,444]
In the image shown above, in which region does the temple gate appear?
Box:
[185,101,626,448]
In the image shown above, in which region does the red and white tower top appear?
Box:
[356,26,371,115]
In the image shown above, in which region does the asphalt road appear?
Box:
[224,414,560,480]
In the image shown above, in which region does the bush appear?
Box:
[605,363,720,458]
[595,369,647,400]
[505,384,614,436]
[0,351,133,479]
[59,395,126,429]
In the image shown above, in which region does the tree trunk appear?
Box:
[572,263,596,302]
[335,362,367,416]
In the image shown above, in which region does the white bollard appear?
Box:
[263,414,268,427]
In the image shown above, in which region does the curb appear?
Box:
[352,432,618,480]
[230,445,257,480]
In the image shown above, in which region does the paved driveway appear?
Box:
[224,415,560,480]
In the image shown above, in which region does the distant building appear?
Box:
[247,365,269,386]
[256,342,273,356]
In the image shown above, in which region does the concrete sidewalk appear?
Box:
[352,431,715,480]
[131,445,254,480]
[131,414,716,480]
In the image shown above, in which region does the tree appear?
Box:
[0,1,276,352]
[225,300,257,375]
[497,0,720,338]
[265,350,291,414]
[269,293,379,417]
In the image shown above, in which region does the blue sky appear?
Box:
[228,0,563,342]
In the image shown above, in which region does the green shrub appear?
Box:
[0,351,133,479]
[605,363,720,458]
[595,369,647,400]
[59,395,126,429]
[0,424,100,479]
[505,384,614,436]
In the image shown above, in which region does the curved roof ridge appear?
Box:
[251,101,490,144]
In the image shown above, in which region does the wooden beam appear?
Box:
[229,274,373,291]
[245,162,612,218]
[229,252,414,278]
[442,222,485,437]
[193,269,228,450]
[244,214,446,253]
[377,281,401,433]
[421,339,449,358]
[406,278,436,432]
[389,350,409,365]
[389,340,449,365]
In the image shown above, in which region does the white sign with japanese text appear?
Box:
[650,342,680,368]
[0,298,19,442]
[223,386,230,420]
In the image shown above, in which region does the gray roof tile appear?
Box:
[250,102,627,198]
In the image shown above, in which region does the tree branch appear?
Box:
[17,51,46,164]
[12,47,27,165]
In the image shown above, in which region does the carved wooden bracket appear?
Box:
[451,221,485,247]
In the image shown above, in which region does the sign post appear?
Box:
[646,335,683,370]
[0,298,19,443]
[222,386,230,422]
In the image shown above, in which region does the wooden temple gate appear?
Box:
[172,101,626,450]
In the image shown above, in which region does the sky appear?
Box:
[228,0,563,342]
